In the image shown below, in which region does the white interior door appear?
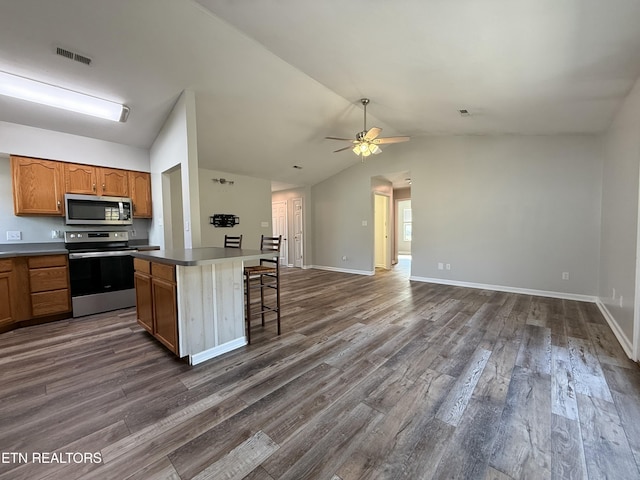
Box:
[272,201,288,266]
[374,193,391,270]
[293,197,304,267]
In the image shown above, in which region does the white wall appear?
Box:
[312,135,603,298]
[199,168,272,249]
[0,121,150,244]
[0,121,149,170]
[148,90,201,249]
[599,76,640,357]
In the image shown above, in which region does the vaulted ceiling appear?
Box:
[1,0,640,189]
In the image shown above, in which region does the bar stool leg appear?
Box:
[245,273,251,345]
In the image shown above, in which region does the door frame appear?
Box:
[272,200,288,266]
[374,192,391,270]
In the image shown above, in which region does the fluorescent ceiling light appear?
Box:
[0,71,129,122]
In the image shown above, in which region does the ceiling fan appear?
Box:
[325,98,410,158]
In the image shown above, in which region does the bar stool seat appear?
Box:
[244,235,281,344]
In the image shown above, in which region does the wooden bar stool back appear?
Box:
[244,235,282,344]
[224,234,243,248]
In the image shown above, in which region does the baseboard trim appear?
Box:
[595,299,634,359]
[311,265,375,276]
[188,337,247,366]
[409,276,597,303]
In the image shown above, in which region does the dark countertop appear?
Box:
[0,241,159,258]
[0,242,67,258]
[132,247,273,267]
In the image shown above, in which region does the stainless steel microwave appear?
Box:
[65,193,133,225]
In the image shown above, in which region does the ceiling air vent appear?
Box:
[56,47,92,66]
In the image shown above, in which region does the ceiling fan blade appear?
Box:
[373,136,410,145]
[333,145,354,153]
[325,136,356,142]
[363,127,382,141]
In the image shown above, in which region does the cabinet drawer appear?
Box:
[152,262,175,283]
[134,258,151,274]
[31,289,70,316]
[29,267,69,293]
[28,255,67,269]
[0,259,12,273]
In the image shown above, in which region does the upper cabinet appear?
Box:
[11,156,65,216]
[65,163,98,195]
[97,167,129,197]
[128,171,152,218]
[11,155,152,218]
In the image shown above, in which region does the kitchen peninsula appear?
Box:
[132,247,275,365]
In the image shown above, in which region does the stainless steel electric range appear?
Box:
[65,231,138,317]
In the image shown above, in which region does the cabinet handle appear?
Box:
[57,200,61,210]
[102,183,106,190]
[92,183,96,192]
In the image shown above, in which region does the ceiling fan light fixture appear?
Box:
[0,70,129,122]
[369,144,381,155]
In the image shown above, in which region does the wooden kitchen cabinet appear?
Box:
[134,258,178,354]
[134,258,153,334]
[12,156,151,216]
[97,167,129,197]
[28,255,71,317]
[65,164,129,197]
[65,163,98,194]
[0,259,13,327]
[11,156,65,216]
[128,171,152,218]
[152,275,178,354]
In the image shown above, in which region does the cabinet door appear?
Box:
[97,167,129,197]
[152,277,178,354]
[0,272,12,326]
[134,271,153,334]
[31,289,70,316]
[128,171,152,218]
[65,163,97,195]
[11,156,64,216]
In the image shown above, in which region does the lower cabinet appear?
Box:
[134,258,179,355]
[0,260,13,327]
[28,255,71,317]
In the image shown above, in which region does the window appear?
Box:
[403,208,412,241]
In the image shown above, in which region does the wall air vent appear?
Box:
[56,47,92,66]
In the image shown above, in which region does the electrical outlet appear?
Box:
[446,263,451,270]
[438,262,444,270]
[342,256,347,261]
[562,272,569,280]
[6,231,21,241]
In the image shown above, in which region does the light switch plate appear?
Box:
[6,231,22,241]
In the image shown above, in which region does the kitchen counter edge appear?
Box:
[132,247,273,267]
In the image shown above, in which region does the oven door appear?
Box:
[68,250,136,316]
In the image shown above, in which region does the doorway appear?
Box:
[374,193,391,270]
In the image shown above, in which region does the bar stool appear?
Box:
[224,234,242,248]
[244,235,282,344]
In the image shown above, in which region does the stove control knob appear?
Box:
[69,234,75,239]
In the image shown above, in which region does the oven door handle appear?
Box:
[68,250,137,259]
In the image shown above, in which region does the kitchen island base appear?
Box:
[133,248,275,365]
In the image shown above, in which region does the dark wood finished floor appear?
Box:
[1,258,640,479]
